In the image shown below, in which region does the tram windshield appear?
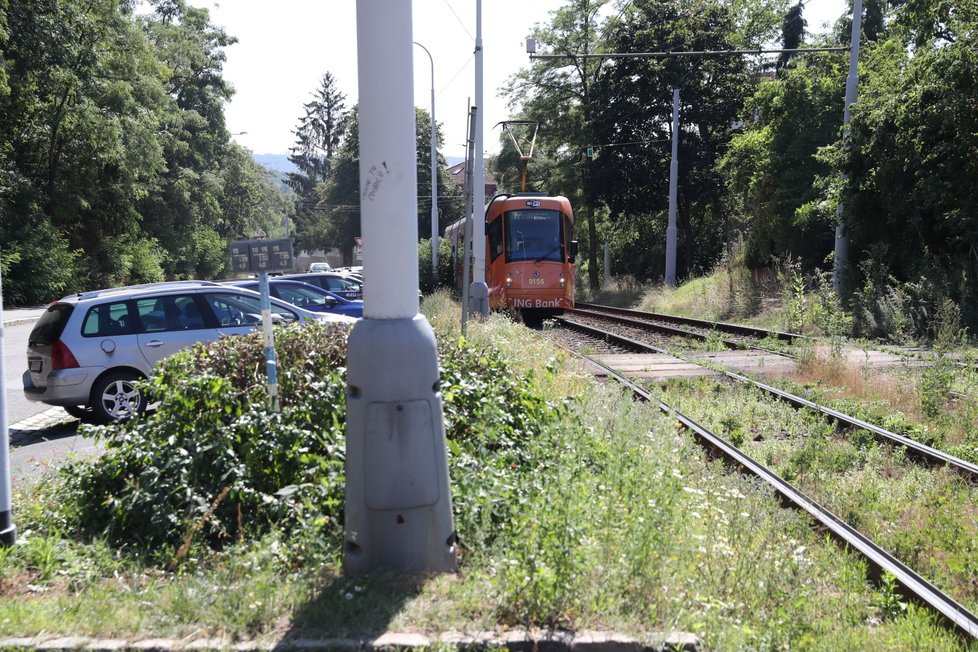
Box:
[504,209,563,263]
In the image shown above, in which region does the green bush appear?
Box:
[418,236,453,294]
[55,319,567,567]
[60,321,351,560]
[439,339,568,553]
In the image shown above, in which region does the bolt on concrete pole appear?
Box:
[0,268,16,546]
[832,0,863,295]
[665,88,680,288]
[469,0,489,316]
[344,0,456,576]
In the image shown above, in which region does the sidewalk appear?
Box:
[2,306,47,327]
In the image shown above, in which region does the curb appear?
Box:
[0,631,704,651]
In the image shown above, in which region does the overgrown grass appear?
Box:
[0,290,971,649]
[659,377,978,618]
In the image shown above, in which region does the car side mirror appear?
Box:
[570,240,579,262]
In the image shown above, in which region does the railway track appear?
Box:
[554,314,978,479]
[573,302,806,353]
[552,327,978,640]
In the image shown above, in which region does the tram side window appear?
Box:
[488,217,503,261]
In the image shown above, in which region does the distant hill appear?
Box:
[254,154,297,176]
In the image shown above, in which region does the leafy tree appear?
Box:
[1,0,170,296]
[503,0,610,293]
[219,143,290,241]
[888,0,976,47]
[298,106,464,266]
[843,36,978,319]
[719,53,845,268]
[588,0,766,280]
[137,0,237,279]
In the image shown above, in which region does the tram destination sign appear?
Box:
[230,238,294,273]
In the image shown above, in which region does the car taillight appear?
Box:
[51,340,79,370]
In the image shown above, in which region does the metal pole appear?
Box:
[461,106,477,335]
[604,241,611,284]
[469,0,489,316]
[345,0,456,576]
[665,88,680,288]
[833,0,863,295]
[0,266,17,546]
[258,271,279,413]
[414,42,439,279]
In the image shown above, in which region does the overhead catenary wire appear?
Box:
[529,46,850,61]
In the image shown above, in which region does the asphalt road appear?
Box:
[3,308,97,489]
[3,316,45,424]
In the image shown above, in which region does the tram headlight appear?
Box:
[559,273,566,288]
[506,273,513,288]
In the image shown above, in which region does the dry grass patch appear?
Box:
[788,349,921,419]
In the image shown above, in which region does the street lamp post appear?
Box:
[414,42,439,278]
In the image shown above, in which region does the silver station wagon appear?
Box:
[23,281,354,423]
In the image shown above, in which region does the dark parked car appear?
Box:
[228,279,363,318]
[279,272,363,300]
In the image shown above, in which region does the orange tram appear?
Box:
[445,192,577,323]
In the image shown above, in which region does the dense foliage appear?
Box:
[0,0,287,304]
[506,0,978,337]
[61,322,352,557]
[56,319,566,563]
[291,104,467,266]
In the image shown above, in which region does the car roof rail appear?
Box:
[72,280,222,301]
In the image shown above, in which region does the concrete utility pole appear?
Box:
[665,88,680,288]
[414,41,439,278]
[461,106,477,336]
[344,0,456,576]
[833,0,863,295]
[0,268,16,546]
[469,0,489,316]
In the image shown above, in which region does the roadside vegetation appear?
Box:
[0,293,970,649]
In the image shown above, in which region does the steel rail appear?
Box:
[557,342,978,640]
[575,302,807,343]
[557,316,978,479]
[568,307,745,350]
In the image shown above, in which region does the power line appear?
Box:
[440,0,473,40]
[530,46,849,61]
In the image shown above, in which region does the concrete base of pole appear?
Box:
[469,281,489,317]
[0,511,15,546]
[344,315,457,576]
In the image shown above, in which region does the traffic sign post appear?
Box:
[229,239,294,412]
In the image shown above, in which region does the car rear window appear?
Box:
[28,303,74,346]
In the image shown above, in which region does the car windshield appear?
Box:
[504,209,563,262]
[203,292,298,325]
[275,284,336,308]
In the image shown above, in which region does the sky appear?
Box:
[190,0,848,159]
